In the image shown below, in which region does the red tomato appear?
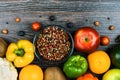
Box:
[31,22,41,31]
[100,36,110,46]
[74,27,100,54]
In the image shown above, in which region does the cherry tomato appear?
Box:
[31,22,41,31]
[74,27,100,54]
[100,36,110,46]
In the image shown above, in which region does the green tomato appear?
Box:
[102,69,120,80]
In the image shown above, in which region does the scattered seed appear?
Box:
[107,17,110,20]
[1,29,8,34]
[49,15,56,21]
[6,22,9,24]
[94,21,100,26]
[85,19,88,22]
[109,25,115,30]
[15,17,21,22]
[17,31,25,36]
[66,22,74,28]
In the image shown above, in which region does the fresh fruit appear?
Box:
[19,64,43,80]
[110,45,120,68]
[76,73,99,80]
[102,69,120,80]
[100,36,110,46]
[44,66,66,80]
[0,37,8,57]
[63,55,88,78]
[74,27,100,53]
[87,51,111,74]
[31,22,41,31]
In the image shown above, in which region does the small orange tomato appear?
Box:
[31,22,41,31]
[100,36,110,46]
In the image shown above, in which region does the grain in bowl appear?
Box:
[36,26,71,61]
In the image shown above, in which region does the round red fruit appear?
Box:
[74,27,100,54]
[100,36,110,46]
[31,22,41,31]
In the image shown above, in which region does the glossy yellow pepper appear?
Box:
[6,40,35,68]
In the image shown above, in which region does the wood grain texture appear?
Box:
[0,1,120,79]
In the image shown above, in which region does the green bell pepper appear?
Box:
[63,55,88,78]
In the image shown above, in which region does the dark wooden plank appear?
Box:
[0,1,120,12]
[0,1,120,80]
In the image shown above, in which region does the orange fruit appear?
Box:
[19,64,43,80]
[87,50,111,74]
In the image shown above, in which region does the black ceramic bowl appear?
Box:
[33,25,74,68]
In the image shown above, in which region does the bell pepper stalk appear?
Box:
[6,40,35,68]
[63,55,88,78]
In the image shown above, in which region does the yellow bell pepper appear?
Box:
[6,39,35,68]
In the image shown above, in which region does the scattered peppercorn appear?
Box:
[85,19,88,22]
[109,25,115,30]
[6,22,9,24]
[17,31,25,36]
[49,15,56,21]
[66,22,74,28]
[1,29,8,34]
[107,17,110,20]
[15,17,21,22]
[94,21,100,26]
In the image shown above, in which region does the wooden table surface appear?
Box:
[0,0,120,79]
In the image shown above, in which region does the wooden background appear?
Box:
[0,0,120,79]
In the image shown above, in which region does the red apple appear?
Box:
[74,27,100,54]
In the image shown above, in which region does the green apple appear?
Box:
[102,69,120,80]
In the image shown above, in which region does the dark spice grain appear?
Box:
[37,26,71,61]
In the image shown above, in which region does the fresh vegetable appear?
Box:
[31,21,41,31]
[19,64,43,80]
[76,73,99,80]
[0,58,18,80]
[0,37,8,57]
[63,55,88,78]
[6,39,35,67]
[88,51,111,74]
[102,69,120,80]
[44,66,66,80]
[100,36,110,46]
[74,27,100,53]
[110,45,120,68]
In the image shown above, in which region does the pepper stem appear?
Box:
[14,48,25,57]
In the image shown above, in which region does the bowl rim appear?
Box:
[32,25,74,67]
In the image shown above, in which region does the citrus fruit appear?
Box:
[19,64,43,80]
[87,50,111,74]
